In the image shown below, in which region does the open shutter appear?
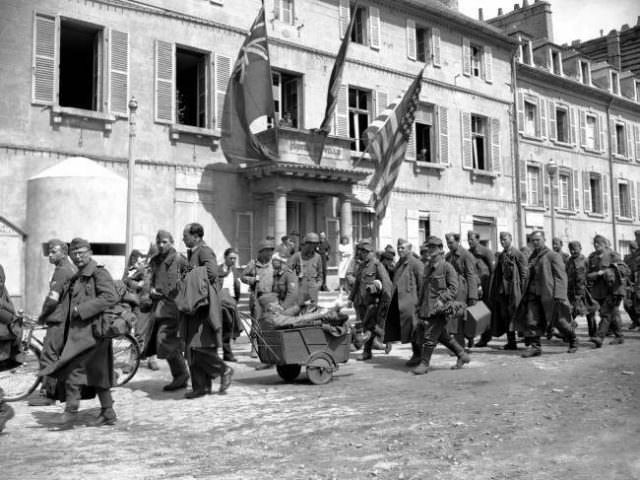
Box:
[635,124,640,162]
[598,113,606,153]
[484,46,493,83]
[613,179,620,217]
[517,91,524,133]
[432,28,441,67]
[626,122,634,160]
[583,171,592,213]
[155,40,174,123]
[631,182,637,220]
[548,100,556,141]
[334,84,348,137]
[637,181,640,219]
[539,97,547,139]
[572,169,580,211]
[109,29,129,116]
[406,123,416,160]
[369,7,381,50]
[610,118,616,154]
[273,0,281,19]
[214,53,231,129]
[490,117,500,173]
[339,0,350,39]
[376,90,388,115]
[406,19,416,60]
[461,111,472,168]
[438,105,448,164]
[603,173,609,216]
[579,110,587,147]
[520,159,528,205]
[569,107,577,145]
[32,13,58,105]
[543,165,551,208]
[462,37,471,76]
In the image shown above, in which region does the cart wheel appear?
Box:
[306,352,335,385]
[276,364,302,382]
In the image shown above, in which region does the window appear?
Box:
[585,114,597,150]
[175,48,209,128]
[611,71,620,95]
[524,101,537,137]
[348,87,371,152]
[471,115,487,170]
[59,19,104,111]
[618,182,632,218]
[527,165,541,206]
[579,60,591,85]
[416,27,430,63]
[272,71,301,128]
[556,172,570,210]
[418,217,430,246]
[274,0,295,25]
[520,37,532,65]
[550,49,562,75]
[590,174,603,214]
[636,80,640,103]
[555,107,569,143]
[351,5,367,45]
[470,44,482,77]
[352,211,373,242]
[615,123,626,156]
[416,123,433,162]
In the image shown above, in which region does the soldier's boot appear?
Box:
[586,314,597,338]
[567,335,578,353]
[163,354,190,391]
[405,343,422,367]
[521,337,542,358]
[503,332,518,350]
[51,382,81,427]
[474,330,492,348]
[412,344,434,375]
[357,337,374,361]
[88,389,117,427]
[447,337,471,369]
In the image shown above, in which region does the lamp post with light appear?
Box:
[126,97,138,260]
[547,159,558,240]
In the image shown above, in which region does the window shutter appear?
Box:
[273,0,281,19]
[517,91,524,133]
[334,84,348,137]
[635,124,640,162]
[539,97,547,139]
[155,40,175,124]
[631,181,637,220]
[109,29,129,116]
[432,28,441,67]
[548,100,556,141]
[406,19,416,60]
[613,179,620,217]
[543,165,550,208]
[598,113,606,153]
[406,209,420,247]
[338,0,350,39]
[583,171,592,213]
[637,181,640,219]
[626,122,634,160]
[610,118,616,154]
[438,105,448,164]
[520,159,528,205]
[214,53,231,129]
[490,117,500,173]
[462,37,471,76]
[375,90,388,115]
[603,173,609,216]
[32,13,58,105]
[579,110,587,147]
[369,7,381,50]
[461,111,472,168]
[572,169,580,211]
[569,107,577,145]
[484,46,493,83]
[406,122,416,160]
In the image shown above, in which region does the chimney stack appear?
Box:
[522,0,529,7]
[478,8,484,20]
[498,7,503,15]
[514,4,520,10]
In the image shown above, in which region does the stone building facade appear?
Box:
[0,0,517,308]
[487,1,640,253]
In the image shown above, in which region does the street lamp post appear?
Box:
[547,159,558,240]
[125,97,138,261]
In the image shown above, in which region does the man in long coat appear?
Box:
[468,231,495,347]
[384,239,424,366]
[566,241,597,324]
[28,239,76,406]
[41,238,119,426]
[488,232,527,350]
[515,231,577,357]
[147,230,189,391]
[349,239,392,361]
[181,223,232,398]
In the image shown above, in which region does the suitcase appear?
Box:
[465,301,491,338]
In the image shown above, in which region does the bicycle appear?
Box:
[0,315,141,402]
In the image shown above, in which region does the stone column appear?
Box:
[340,194,353,240]
[274,188,288,243]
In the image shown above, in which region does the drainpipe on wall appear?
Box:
[510,54,525,245]
[605,98,617,249]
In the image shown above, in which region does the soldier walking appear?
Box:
[468,231,495,347]
[623,233,640,330]
[566,241,596,325]
[289,233,323,306]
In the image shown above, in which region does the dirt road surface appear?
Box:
[1,325,639,480]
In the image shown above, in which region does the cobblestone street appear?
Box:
[2,322,640,480]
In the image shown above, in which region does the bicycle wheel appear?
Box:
[0,343,42,402]
[112,334,140,387]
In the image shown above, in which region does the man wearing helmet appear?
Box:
[288,233,323,306]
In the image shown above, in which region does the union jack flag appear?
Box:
[233,12,269,84]
[366,68,424,221]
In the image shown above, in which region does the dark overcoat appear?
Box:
[350,253,392,337]
[385,255,424,343]
[42,260,118,391]
[416,255,458,320]
[488,246,527,337]
[445,246,479,304]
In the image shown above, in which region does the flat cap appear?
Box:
[69,237,90,251]
[303,232,320,243]
[356,239,374,251]
[426,235,443,247]
[258,239,275,251]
